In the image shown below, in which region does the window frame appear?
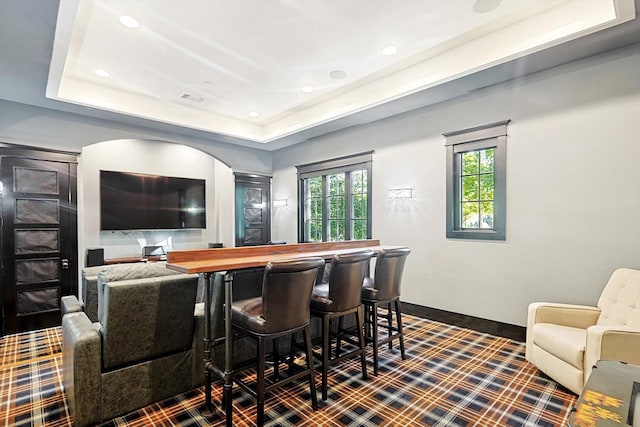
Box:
[296,151,373,243]
[444,121,509,241]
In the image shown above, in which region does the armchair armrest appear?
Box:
[82,273,100,322]
[527,302,601,329]
[584,325,640,382]
[61,295,83,316]
[62,312,102,427]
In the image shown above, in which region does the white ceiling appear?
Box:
[32,0,640,148]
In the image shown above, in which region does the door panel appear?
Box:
[1,156,77,334]
[235,174,271,247]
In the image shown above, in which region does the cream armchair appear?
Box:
[526,267,640,395]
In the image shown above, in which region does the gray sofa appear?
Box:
[61,262,263,426]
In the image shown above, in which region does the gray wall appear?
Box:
[271,44,640,327]
[3,44,640,327]
[0,100,272,175]
[0,99,272,263]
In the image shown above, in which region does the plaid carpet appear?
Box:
[0,315,576,426]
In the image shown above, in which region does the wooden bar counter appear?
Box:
[166,240,393,425]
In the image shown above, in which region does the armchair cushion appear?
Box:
[531,324,585,369]
[597,268,640,328]
[100,273,198,370]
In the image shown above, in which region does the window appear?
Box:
[444,121,509,240]
[297,152,372,242]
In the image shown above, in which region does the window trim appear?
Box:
[444,121,509,241]
[296,151,373,243]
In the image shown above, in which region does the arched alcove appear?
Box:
[78,139,234,266]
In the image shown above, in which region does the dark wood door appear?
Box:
[235,174,271,247]
[1,155,78,335]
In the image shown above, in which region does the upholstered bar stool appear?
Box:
[231,257,325,427]
[310,250,374,400]
[361,247,411,376]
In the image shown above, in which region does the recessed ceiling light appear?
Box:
[382,45,398,56]
[93,69,110,78]
[329,70,347,80]
[248,111,259,118]
[301,85,314,93]
[119,15,140,29]
[180,93,204,103]
[473,0,501,13]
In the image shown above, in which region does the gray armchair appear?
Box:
[62,269,199,426]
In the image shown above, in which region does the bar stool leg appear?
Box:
[257,336,266,427]
[394,300,406,360]
[356,306,368,380]
[273,337,280,380]
[387,303,394,350]
[321,315,330,401]
[288,331,297,368]
[336,317,343,358]
[371,302,379,376]
[363,303,371,342]
[303,325,318,410]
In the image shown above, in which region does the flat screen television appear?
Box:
[100,170,206,230]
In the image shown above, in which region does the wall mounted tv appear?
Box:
[100,170,206,231]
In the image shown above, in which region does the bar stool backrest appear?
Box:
[372,247,411,301]
[328,250,375,312]
[262,258,325,333]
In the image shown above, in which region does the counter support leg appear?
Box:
[202,272,214,418]
[223,271,234,426]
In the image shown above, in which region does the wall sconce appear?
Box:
[273,199,288,207]
[386,188,414,200]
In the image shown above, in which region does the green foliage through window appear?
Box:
[351,170,368,240]
[459,148,494,229]
[302,169,369,242]
[305,176,323,242]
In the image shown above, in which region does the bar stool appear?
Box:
[310,250,374,400]
[231,257,325,427]
[361,247,411,376]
